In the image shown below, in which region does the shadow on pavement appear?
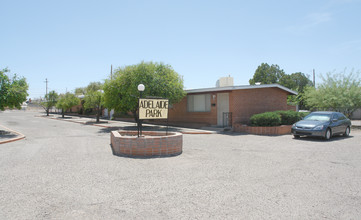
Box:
[0,130,19,139]
[217,132,248,136]
[292,135,354,142]
[84,121,109,125]
[98,125,186,134]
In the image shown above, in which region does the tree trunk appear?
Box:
[46,108,49,116]
[96,108,100,123]
[62,109,65,118]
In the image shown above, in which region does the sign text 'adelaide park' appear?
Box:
[139,98,169,120]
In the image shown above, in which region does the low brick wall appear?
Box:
[111,131,183,158]
[233,124,292,135]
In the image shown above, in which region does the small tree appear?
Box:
[0,68,29,111]
[103,61,185,122]
[56,92,79,118]
[84,90,103,122]
[304,69,361,117]
[41,90,58,116]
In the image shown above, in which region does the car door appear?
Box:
[337,113,348,134]
[330,113,342,134]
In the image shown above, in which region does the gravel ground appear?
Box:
[1,110,361,219]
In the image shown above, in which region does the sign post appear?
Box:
[139,98,169,120]
[138,98,169,136]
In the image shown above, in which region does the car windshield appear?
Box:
[304,113,331,121]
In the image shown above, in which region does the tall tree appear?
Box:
[304,69,361,117]
[103,61,185,121]
[74,87,86,95]
[42,90,58,116]
[279,72,313,109]
[279,72,313,92]
[86,82,103,93]
[249,63,286,85]
[0,68,29,111]
[56,92,79,118]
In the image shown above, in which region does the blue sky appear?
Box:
[1,0,360,99]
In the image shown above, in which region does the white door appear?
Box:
[217,93,229,126]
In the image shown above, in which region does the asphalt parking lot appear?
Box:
[1,110,361,219]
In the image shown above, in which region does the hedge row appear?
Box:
[250,111,309,127]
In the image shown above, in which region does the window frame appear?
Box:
[187,94,211,113]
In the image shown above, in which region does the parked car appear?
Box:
[291,111,351,140]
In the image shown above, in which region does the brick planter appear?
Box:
[233,124,292,135]
[110,131,183,158]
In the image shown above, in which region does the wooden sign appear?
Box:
[139,98,169,119]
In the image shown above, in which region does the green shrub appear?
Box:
[298,111,310,119]
[250,110,311,126]
[84,108,94,115]
[275,110,300,125]
[250,112,281,126]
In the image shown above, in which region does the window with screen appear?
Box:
[187,94,211,112]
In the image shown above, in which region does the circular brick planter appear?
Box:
[110,131,183,158]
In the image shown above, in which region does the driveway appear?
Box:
[1,110,361,219]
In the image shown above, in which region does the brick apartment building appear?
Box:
[168,77,297,127]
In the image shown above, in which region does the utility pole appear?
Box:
[44,78,48,99]
[313,69,316,87]
[111,64,113,80]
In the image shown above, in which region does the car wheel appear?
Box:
[343,126,350,137]
[293,135,300,139]
[324,128,332,140]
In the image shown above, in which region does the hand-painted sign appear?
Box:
[139,98,169,119]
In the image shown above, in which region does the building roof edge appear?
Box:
[185,84,298,95]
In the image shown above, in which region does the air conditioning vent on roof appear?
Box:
[216,76,234,87]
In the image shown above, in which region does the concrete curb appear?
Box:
[0,124,26,144]
[181,131,215,134]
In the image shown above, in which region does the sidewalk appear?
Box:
[352,120,361,127]
[40,114,218,134]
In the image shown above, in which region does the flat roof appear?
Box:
[185,84,298,95]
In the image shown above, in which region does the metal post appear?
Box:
[139,91,143,137]
[137,120,140,137]
[137,121,139,137]
[166,117,169,136]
